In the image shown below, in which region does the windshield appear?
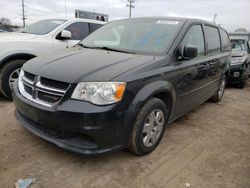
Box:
[231,39,246,51]
[18,19,66,35]
[80,19,183,54]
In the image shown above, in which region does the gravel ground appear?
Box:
[0,82,249,188]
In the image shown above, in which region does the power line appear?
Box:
[21,0,27,27]
[127,0,136,18]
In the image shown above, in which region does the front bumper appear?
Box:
[13,82,136,155]
[227,64,248,84]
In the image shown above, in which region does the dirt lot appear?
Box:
[0,83,250,188]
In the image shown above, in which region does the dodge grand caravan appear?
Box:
[13,17,231,155]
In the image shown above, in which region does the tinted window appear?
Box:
[181,25,205,57]
[205,26,221,54]
[89,23,103,33]
[220,29,231,51]
[65,22,89,40]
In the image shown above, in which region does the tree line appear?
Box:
[0,17,19,30]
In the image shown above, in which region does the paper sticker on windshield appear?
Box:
[156,20,179,25]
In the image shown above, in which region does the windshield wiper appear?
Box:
[77,44,136,54]
[76,43,92,48]
[96,46,136,54]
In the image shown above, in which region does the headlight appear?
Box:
[71,82,126,105]
[231,57,244,64]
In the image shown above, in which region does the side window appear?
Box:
[89,23,103,33]
[205,26,221,54]
[181,25,205,57]
[64,22,89,40]
[219,29,231,51]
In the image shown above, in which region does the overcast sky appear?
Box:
[0,0,249,31]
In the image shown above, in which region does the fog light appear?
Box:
[233,72,240,77]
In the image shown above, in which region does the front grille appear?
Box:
[24,72,35,82]
[23,84,33,95]
[37,90,62,103]
[19,70,70,107]
[40,77,69,91]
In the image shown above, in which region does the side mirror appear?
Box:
[57,30,72,40]
[182,45,198,60]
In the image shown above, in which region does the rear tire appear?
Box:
[128,98,168,156]
[210,75,226,102]
[0,59,26,99]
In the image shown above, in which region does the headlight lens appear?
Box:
[71,82,126,105]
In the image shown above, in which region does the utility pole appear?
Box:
[127,0,136,18]
[21,0,27,27]
[65,0,67,18]
[213,13,217,24]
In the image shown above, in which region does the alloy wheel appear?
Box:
[9,68,21,89]
[218,79,226,99]
[142,109,165,148]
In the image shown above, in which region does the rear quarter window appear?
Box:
[219,29,231,51]
[205,26,221,54]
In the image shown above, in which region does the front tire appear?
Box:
[237,80,246,89]
[210,75,226,102]
[128,98,168,155]
[0,60,26,99]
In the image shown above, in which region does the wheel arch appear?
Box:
[130,80,176,121]
[0,53,36,70]
[153,91,174,119]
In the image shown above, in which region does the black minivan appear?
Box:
[13,17,231,155]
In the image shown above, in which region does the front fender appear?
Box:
[129,80,176,120]
[0,39,52,66]
[0,51,37,67]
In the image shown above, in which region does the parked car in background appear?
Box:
[13,17,231,155]
[228,37,250,88]
[0,18,105,99]
[0,28,13,32]
[229,31,250,42]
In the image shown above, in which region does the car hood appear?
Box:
[23,48,155,83]
[232,50,247,57]
[0,32,37,41]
